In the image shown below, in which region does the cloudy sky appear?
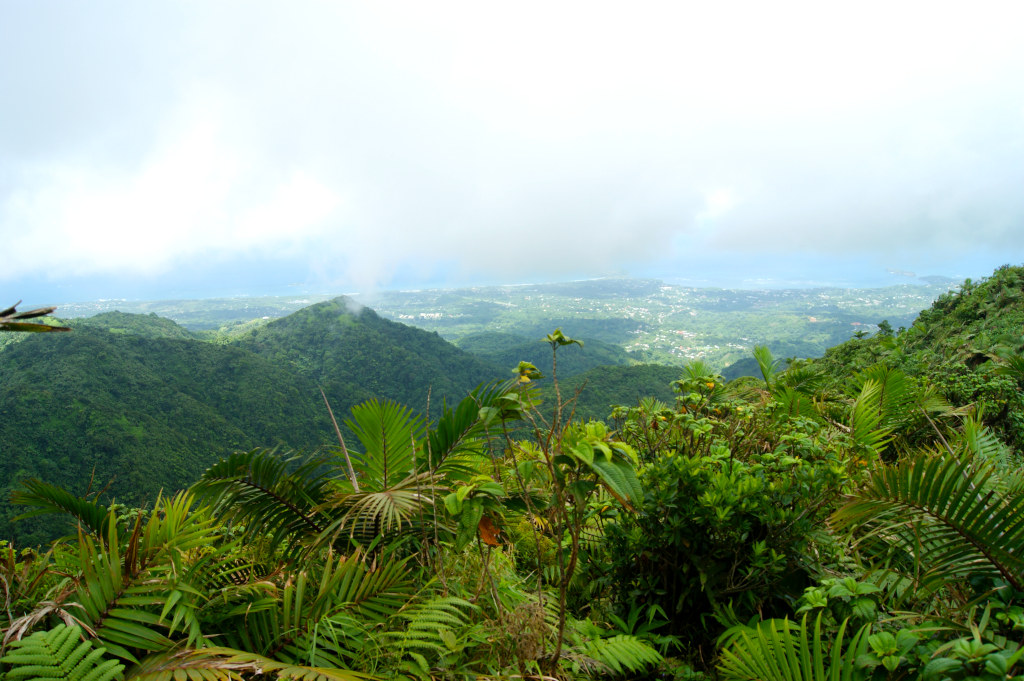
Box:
[3,2,1024,303]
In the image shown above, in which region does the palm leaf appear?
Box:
[848,379,893,454]
[319,472,443,545]
[11,479,112,540]
[0,301,70,332]
[126,646,378,681]
[753,345,782,388]
[218,548,416,667]
[775,386,817,419]
[588,457,643,511]
[192,449,335,557]
[12,493,228,661]
[426,380,518,478]
[346,399,425,491]
[832,452,1024,593]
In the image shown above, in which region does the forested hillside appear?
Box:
[456,331,635,378]
[541,363,683,422]
[232,297,503,414]
[0,299,505,544]
[817,263,1024,449]
[0,326,333,544]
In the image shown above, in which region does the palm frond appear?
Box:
[319,472,443,545]
[849,380,893,454]
[0,301,70,332]
[12,493,228,662]
[753,345,781,388]
[218,548,416,667]
[775,386,817,419]
[10,479,112,540]
[427,382,512,474]
[192,449,335,556]
[832,452,1024,593]
[955,411,1014,468]
[126,646,378,681]
[347,400,425,491]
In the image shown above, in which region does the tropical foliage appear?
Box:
[5,265,1024,679]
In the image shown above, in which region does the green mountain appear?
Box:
[71,311,197,340]
[232,297,503,415]
[456,331,635,378]
[0,326,333,545]
[0,299,510,544]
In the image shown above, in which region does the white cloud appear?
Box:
[2,93,342,279]
[2,1,1024,295]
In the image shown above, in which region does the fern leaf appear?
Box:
[1,625,124,681]
[575,634,662,675]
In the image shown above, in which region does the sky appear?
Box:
[3,2,1024,304]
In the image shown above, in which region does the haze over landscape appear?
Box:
[3,2,1023,304]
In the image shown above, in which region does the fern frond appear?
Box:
[570,634,662,676]
[383,595,475,653]
[0,625,124,681]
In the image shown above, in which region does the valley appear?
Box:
[55,276,951,370]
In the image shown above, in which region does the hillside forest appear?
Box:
[2,265,1024,680]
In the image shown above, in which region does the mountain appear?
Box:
[70,311,198,340]
[456,331,635,378]
[1,298,511,544]
[231,297,504,415]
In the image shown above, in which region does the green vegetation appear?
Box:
[4,266,1024,679]
[72,311,196,340]
[544,364,682,422]
[234,297,502,415]
[0,326,333,546]
[0,298,501,546]
[456,331,635,378]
